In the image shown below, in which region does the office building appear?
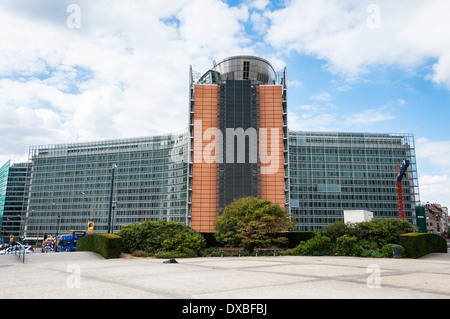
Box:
[0,161,9,239]
[0,56,420,239]
[189,56,289,232]
[0,162,28,241]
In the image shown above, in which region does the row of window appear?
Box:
[290,163,403,171]
[290,147,407,156]
[290,155,407,163]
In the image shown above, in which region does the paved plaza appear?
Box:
[1,251,450,299]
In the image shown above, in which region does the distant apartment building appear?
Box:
[425,203,449,235]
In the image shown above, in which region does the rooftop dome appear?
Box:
[198,55,276,85]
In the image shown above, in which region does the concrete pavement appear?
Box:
[1,251,449,299]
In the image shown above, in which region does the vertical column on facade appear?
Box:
[191,85,219,232]
[258,86,285,208]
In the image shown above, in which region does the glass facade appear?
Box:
[0,161,10,236]
[23,131,189,239]
[1,163,28,240]
[218,80,259,210]
[288,131,419,231]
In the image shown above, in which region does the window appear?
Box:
[243,61,249,80]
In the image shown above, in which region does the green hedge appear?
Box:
[119,220,205,255]
[76,233,122,259]
[399,233,447,258]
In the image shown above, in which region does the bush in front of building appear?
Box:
[76,233,122,259]
[318,218,414,249]
[288,233,335,256]
[335,234,364,257]
[355,218,415,247]
[118,219,206,257]
[214,197,294,251]
[288,218,416,257]
[399,233,448,258]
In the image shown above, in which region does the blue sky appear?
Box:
[0,0,449,208]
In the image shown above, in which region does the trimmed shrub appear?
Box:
[399,233,448,258]
[118,219,206,256]
[76,233,122,259]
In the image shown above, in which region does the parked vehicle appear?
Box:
[57,230,87,252]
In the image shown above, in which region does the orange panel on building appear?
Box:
[191,85,219,232]
[258,85,285,208]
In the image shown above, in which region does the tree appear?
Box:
[214,197,294,250]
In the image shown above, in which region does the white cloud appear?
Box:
[288,111,338,132]
[431,51,450,89]
[310,92,331,103]
[249,0,270,11]
[176,0,250,58]
[265,0,450,85]
[416,137,450,207]
[346,109,394,126]
[250,11,269,35]
[416,138,450,167]
[419,174,450,208]
[0,0,256,164]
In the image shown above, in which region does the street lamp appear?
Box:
[107,164,117,234]
[111,201,117,233]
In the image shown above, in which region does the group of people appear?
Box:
[41,234,56,252]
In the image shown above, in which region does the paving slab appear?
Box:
[1,252,449,299]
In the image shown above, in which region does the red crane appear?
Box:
[396,160,410,220]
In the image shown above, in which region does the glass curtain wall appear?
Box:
[0,161,10,239]
[2,163,28,240]
[289,131,419,231]
[24,131,189,239]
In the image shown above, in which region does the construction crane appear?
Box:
[396,159,410,220]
